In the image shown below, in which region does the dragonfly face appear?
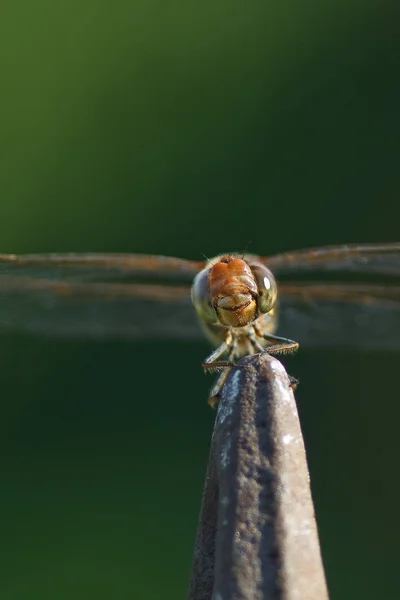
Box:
[191,254,277,327]
[191,254,278,336]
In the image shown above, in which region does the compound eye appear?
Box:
[249,262,277,314]
[191,267,218,324]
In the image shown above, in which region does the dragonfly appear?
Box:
[191,253,300,405]
[0,243,399,402]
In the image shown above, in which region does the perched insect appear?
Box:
[0,243,399,405]
[191,254,299,406]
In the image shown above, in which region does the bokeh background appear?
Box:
[1,2,399,599]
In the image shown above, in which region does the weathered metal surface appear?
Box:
[188,353,329,600]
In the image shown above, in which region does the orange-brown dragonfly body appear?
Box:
[0,243,399,402]
[191,254,299,404]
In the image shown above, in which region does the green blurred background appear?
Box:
[1,2,399,599]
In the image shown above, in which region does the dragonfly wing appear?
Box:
[0,253,204,340]
[1,250,400,349]
[265,243,400,350]
[279,283,400,350]
[0,275,202,341]
[265,243,400,278]
[0,253,202,283]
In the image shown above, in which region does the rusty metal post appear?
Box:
[188,352,329,600]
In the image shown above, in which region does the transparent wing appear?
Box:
[278,283,400,351]
[0,276,399,350]
[0,253,203,340]
[264,242,400,278]
[0,253,202,283]
[0,248,399,349]
[0,275,199,340]
[267,242,400,350]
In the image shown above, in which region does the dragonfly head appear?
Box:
[191,255,277,328]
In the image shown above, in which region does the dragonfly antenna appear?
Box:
[241,239,253,258]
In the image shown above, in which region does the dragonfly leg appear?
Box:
[207,367,232,408]
[207,344,237,408]
[248,327,267,354]
[201,332,235,407]
[252,325,300,389]
[288,374,300,390]
[202,341,229,371]
[253,325,299,357]
[202,331,235,372]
